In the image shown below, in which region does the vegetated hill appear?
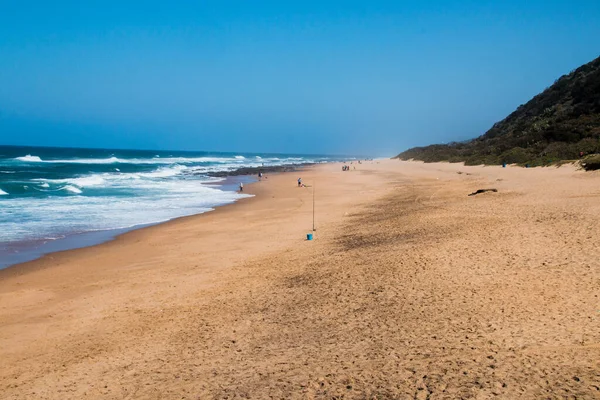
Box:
[396,55,600,168]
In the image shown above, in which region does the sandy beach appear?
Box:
[1,160,599,399]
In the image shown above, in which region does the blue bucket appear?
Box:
[307,233,313,241]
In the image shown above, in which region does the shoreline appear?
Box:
[0,174,257,272]
[0,164,316,272]
[0,172,268,276]
[1,160,599,398]
[0,160,327,277]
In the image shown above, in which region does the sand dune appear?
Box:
[1,160,599,399]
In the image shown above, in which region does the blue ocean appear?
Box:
[0,145,342,268]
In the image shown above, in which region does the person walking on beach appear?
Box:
[239,182,244,192]
[298,177,302,187]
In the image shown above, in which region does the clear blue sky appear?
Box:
[0,1,599,156]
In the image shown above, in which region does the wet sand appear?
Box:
[1,160,599,399]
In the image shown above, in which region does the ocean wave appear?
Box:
[139,165,188,178]
[0,185,252,243]
[66,176,107,187]
[16,155,43,162]
[42,234,66,241]
[105,165,189,182]
[14,155,120,164]
[35,165,192,192]
[12,155,252,165]
[0,188,8,195]
[35,176,105,188]
[61,185,83,194]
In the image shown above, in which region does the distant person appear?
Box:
[298,177,302,187]
[258,171,263,180]
[239,182,244,192]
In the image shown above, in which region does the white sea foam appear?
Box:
[34,166,199,197]
[62,185,83,194]
[13,155,252,165]
[10,154,321,168]
[14,155,119,164]
[16,155,43,162]
[0,183,252,243]
[66,176,107,187]
[138,165,188,178]
[0,189,8,195]
[58,156,120,164]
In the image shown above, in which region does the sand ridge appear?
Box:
[1,160,599,399]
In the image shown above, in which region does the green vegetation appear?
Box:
[395,55,600,167]
[581,154,600,171]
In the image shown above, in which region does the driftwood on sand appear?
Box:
[468,188,498,196]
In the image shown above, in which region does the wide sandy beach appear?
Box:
[1,160,599,399]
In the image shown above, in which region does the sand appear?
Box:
[1,160,599,399]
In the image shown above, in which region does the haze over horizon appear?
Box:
[1,1,599,156]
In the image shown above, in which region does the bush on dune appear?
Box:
[581,154,600,171]
[395,55,600,169]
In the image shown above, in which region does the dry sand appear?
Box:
[1,160,599,399]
